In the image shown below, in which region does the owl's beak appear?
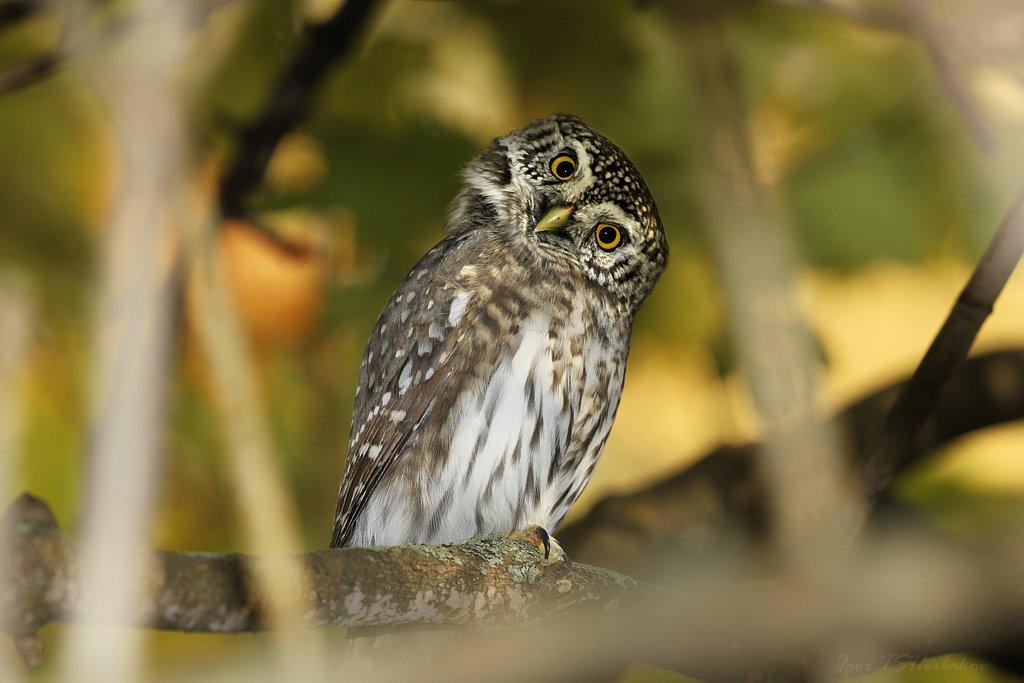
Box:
[534,205,574,233]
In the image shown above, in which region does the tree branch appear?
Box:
[0,0,43,31]
[0,493,646,645]
[217,0,383,219]
[862,191,1024,498]
[898,0,994,151]
[0,50,60,95]
[0,0,238,97]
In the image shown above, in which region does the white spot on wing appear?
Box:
[448,291,472,326]
[398,359,413,394]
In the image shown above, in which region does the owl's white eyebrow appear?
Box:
[576,201,632,227]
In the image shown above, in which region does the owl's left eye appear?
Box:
[549,154,577,181]
[595,223,623,251]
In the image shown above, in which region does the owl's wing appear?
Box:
[330,234,487,548]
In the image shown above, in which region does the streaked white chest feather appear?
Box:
[353,310,625,546]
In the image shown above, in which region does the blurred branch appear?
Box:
[0,47,64,95]
[0,0,236,96]
[675,0,1019,545]
[218,0,383,219]
[680,5,862,575]
[0,494,645,641]
[897,0,994,151]
[861,190,1024,500]
[0,0,43,31]
[180,211,325,670]
[773,0,1003,150]
[58,0,189,679]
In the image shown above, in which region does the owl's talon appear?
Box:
[511,524,569,564]
[546,534,568,563]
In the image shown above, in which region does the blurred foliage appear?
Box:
[2,0,1024,680]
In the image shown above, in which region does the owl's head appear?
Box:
[455,113,668,311]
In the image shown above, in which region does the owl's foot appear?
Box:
[510,524,569,564]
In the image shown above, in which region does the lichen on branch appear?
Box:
[0,493,646,643]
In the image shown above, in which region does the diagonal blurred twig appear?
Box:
[775,0,999,151]
[861,188,1024,499]
[0,0,238,97]
[898,0,995,151]
[180,200,327,677]
[0,0,43,31]
[0,46,71,95]
[218,0,383,218]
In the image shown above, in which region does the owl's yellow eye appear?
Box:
[549,154,577,181]
[595,223,623,251]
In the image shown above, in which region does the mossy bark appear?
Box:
[1,493,645,638]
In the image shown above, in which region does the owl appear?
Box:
[330,113,667,556]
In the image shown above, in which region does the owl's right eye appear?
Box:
[549,154,577,181]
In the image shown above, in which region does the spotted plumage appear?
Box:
[331,113,667,551]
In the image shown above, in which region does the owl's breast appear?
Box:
[405,303,627,544]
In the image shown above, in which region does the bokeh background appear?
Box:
[2,0,1024,680]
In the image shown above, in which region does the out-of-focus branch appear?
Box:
[180,212,325,673]
[58,1,189,680]
[0,1,43,31]
[898,0,994,151]
[0,494,646,639]
[0,0,235,96]
[218,0,383,219]
[0,46,65,95]
[679,3,861,576]
[774,0,997,150]
[861,191,1024,499]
